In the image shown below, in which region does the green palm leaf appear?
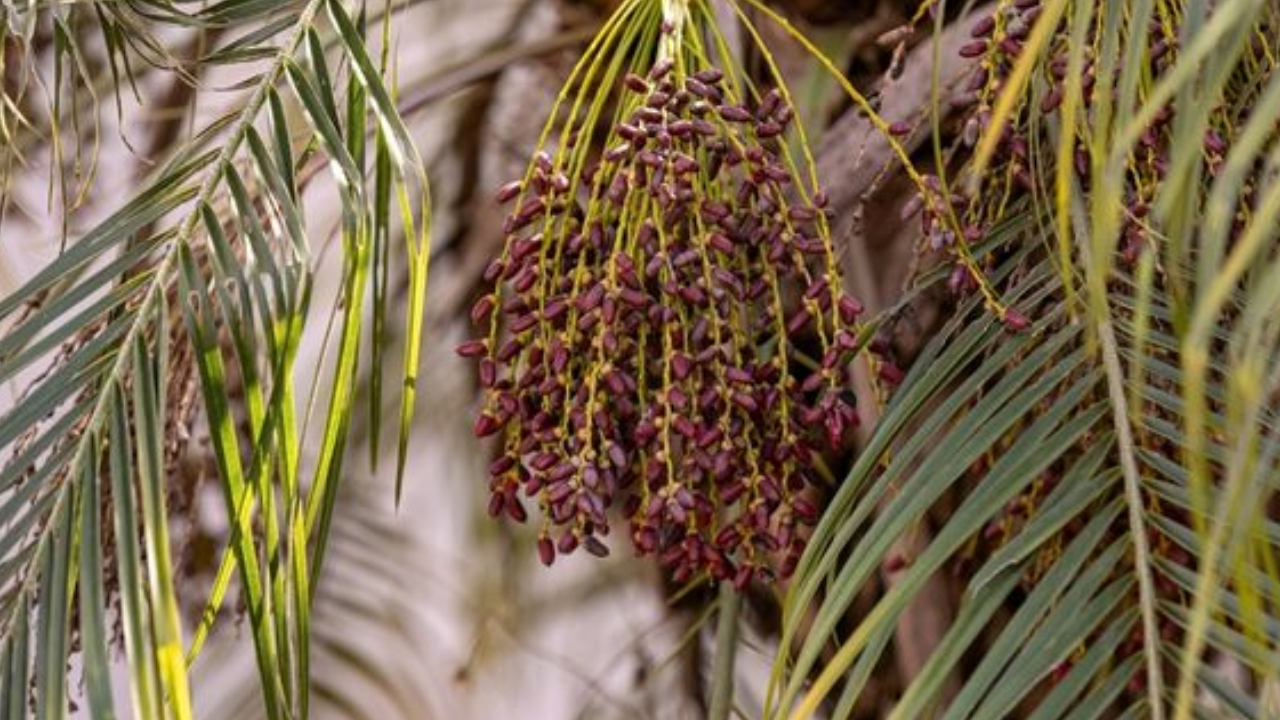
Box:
[767,1,1280,718]
[769,241,1279,720]
[0,1,429,717]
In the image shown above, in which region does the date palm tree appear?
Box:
[1,1,1278,719]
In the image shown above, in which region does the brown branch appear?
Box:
[816,10,984,218]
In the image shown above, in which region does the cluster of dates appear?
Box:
[460,61,864,587]
[946,0,1224,276]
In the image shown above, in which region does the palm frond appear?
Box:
[0,0,429,717]
[769,237,1278,720]
[767,0,1280,717]
[0,0,194,216]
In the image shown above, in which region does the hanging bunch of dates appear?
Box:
[459,0,866,587]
